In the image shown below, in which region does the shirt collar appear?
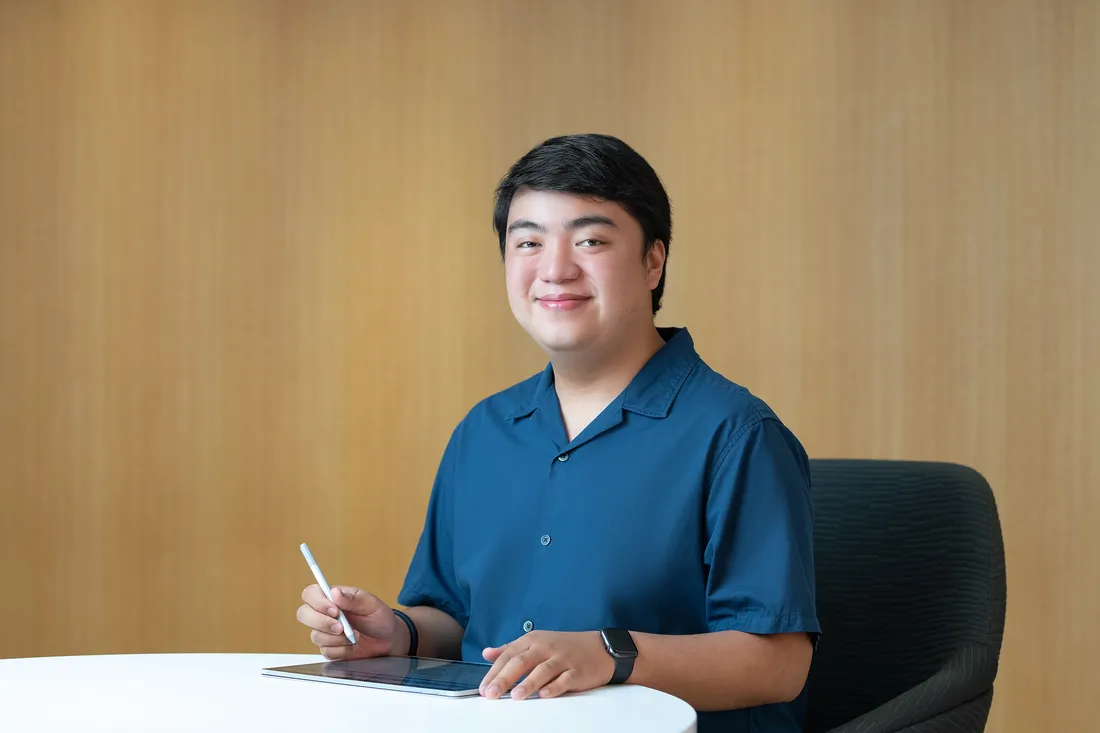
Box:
[505,327,700,421]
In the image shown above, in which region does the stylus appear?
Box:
[300,543,358,646]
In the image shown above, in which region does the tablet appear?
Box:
[261,656,491,697]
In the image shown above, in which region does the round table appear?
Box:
[0,653,697,732]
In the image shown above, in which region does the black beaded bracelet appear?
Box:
[393,608,418,657]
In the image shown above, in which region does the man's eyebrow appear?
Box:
[565,215,618,230]
[506,219,546,235]
[506,214,619,235]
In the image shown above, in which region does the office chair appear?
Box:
[804,460,1006,733]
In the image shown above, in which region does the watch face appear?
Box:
[601,628,638,657]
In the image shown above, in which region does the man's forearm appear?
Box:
[395,606,464,660]
[628,629,813,711]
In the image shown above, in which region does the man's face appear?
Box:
[503,189,665,356]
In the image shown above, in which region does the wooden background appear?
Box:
[1,1,1096,730]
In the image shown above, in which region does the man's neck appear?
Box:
[550,326,667,436]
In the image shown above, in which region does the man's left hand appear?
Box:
[479,630,616,700]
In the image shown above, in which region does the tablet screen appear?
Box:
[265,657,490,692]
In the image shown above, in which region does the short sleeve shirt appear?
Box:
[398,327,820,733]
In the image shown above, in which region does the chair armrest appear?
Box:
[826,643,997,733]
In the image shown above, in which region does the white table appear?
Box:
[0,653,697,732]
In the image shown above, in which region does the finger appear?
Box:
[301,585,339,617]
[296,604,345,633]
[511,658,562,700]
[310,628,352,648]
[479,643,515,697]
[482,646,504,662]
[537,669,577,699]
[486,651,537,699]
[319,643,355,661]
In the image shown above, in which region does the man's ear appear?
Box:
[644,239,667,289]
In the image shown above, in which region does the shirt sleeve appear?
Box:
[396,426,470,629]
[704,416,820,641]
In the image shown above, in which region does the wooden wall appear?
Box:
[1,1,1096,730]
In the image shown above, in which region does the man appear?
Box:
[297,133,820,732]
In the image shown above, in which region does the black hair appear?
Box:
[492,133,672,315]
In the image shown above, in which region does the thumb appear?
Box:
[331,586,368,612]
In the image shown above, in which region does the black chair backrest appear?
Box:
[804,460,1006,732]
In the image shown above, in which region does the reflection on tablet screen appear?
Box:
[316,657,490,692]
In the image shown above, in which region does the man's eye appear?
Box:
[516,241,540,249]
[577,238,604,247]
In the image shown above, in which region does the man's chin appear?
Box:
[531,329,595,355]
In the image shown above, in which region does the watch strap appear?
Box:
[609,653,635,684]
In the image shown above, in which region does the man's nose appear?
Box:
[537,240,579,283]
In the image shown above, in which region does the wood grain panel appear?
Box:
[0,1,1095,730]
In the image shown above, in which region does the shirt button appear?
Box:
[556,453,569,462]
[540,534,551,546]
[522,620,534,633]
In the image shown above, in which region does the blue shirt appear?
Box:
[398,327,820,733]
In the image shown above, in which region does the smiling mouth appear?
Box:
[537,296,590,311]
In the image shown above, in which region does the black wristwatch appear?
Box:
[600,628,638,684]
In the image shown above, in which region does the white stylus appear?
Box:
[300,542,357,645]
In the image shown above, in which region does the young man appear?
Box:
[296,134,820,733]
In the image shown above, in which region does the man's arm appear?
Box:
[393,605,465,660]
[478,628,812,706]
[394,424,471,661]
[630,629,813,710]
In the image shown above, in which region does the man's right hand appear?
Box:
[296,585,406,660]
